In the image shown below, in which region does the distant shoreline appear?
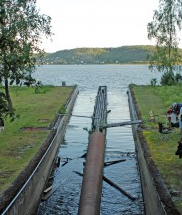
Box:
[37,62,150,66]
[37,45,155,65]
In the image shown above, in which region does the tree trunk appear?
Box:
[4,78,13,110]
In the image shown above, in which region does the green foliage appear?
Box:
[23,75,36,87]
[34,81,43,94]
[160,72,182,86]
[175,73,182,83]
[0,0,52,116]
[147,0,182,78]
[150,78,157,86]
[74,48,108,56]
[160,72,175,86]
[148,46,182,74]
[59,106,66,114]
[0,92,10,118]
[0,88,18,121]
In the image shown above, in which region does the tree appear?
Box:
[0,91,17,121]
[147,0,182,85]
[0,0,52,118]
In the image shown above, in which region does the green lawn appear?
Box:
[0,85,74,193]
[131,84,182,213]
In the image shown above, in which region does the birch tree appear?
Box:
[0,0,52,119]
[147,0,182,85]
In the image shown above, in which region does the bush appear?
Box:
[151,78,157,86]
[175,73,182,83]
[160,72,182,86]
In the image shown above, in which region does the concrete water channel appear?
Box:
[37,86,144,215]
[0,65,166,215]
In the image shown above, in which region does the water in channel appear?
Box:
[35,65,161,215]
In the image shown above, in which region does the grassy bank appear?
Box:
[0,85,74,194]
[131,84,182,213]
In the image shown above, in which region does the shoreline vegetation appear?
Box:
[37,45,182,65]
[0,85,74,195]
[130,84,182,214]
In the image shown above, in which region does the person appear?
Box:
[166,107,178,127]
[172,102,182,115]
[172,102,182,133]
[175,138,182,158]
[166,108,172,125]
[179,107,182,134]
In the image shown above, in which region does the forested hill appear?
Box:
[40,45,155,65]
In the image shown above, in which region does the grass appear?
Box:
[0,85,74,193]
[131,84,182,213]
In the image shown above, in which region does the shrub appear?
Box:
[160,72,182,86]
[151,78,157,86]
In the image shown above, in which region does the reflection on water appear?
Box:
[36,65,161,214]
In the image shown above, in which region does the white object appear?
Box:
[170,113,177,123]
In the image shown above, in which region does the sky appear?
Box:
[36,0,160,53]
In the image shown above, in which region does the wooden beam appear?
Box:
[73,171,136,201]
[104,120,142,128]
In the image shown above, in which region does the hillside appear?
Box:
[39,45,155,65]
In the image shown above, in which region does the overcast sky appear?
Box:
[36,0,164,53]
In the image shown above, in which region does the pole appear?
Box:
[78,131,105,215]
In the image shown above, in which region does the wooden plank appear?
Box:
[103,175,136,201]
[104,159,126,167]
[43,186,52,194]
[104,120,142,128]
[41,179,66,201]
[73,171,136,201]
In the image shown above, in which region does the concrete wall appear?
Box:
[2,86,79,215]
[127,87,166,215]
